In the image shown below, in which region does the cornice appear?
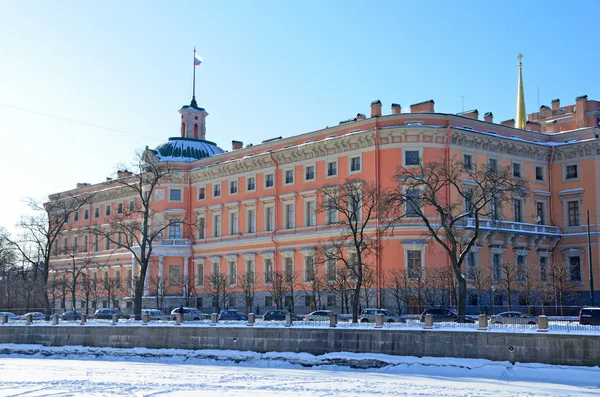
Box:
[450,130,551,161]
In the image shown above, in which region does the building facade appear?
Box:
[47,69,600,315]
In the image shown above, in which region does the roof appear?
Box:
[153,137,224,162]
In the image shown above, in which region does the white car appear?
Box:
[304,310,333,321]
[0,312,21,321]
[23,312,46,321]
[359,308,405,323]
[141,309,170,321]
[490,311,537,325]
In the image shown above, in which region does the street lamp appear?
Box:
[491,286,496,316]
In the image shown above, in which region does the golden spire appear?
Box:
[516,53,526,129]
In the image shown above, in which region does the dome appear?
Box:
[153,137,224,162]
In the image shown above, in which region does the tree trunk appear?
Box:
[456,276,467,323]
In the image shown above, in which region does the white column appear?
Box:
[182,256,189,297]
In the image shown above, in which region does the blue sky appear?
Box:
[1,1,598,232]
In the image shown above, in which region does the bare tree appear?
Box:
[87,150,181,319]
[318,179,389,323]
[204,272,231,312]
[103,273,123,309]
[302,259,325,311]
[361,264,377,308]
[148,275,167,310]
[519,261,541,313]
[266,271,286,310]
[283,268,299,313]
[549,261,575,316]
[389,157,529,321]
[497,261,518,311]
[81,272,102,314]
[326,266,355,314]
[468,266,492,314]
[8,195,91,319]
[63,250,91,313]
[238,270,256,314]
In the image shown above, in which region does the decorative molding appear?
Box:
[450,130,551,161]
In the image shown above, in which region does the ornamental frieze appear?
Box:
[450,131,550,161]
[553,141,600,161]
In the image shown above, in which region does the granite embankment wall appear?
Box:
[0,325,598,367]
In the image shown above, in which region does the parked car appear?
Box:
[141,309,170,321]
[218,309,248,321]
[0,312,21,321]
[93,308,130,320]
[170,307,208,321]
[419,308,476,323]
[262,310,303,321]
[23,312,46,321]
[490,311,537,325]
[61,311,83,321]
[304,310,333,321]
[579,307,600,325]
[359,308,405,323]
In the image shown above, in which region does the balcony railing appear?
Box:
[159,238,192,246]
[463,218,561,236]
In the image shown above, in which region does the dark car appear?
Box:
[420,308,475,323]
[218,309,248,321]
[93,308,130,320]
[579,307,600,325]
[61,311,83,321]
[263,310,303,321]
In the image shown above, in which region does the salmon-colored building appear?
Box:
[48,60,600,315]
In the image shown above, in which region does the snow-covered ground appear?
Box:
[0,344,598,396]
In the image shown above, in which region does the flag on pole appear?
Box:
[194,54,202,66]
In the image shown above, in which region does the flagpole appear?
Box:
[192,47,196,102]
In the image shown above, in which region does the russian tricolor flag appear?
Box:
[194,54,202,66]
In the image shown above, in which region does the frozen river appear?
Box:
[0,354,598,396]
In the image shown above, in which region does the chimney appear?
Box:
[356,113,366,121]
[391,103,402,115]
[76,183,90,189]
[410,100,435,113]
[484,112,493,123]
[117,170,133,178]
[501,119,515,128]
[232,140,243,150]
[370,100,382,117]
[575,95,588,128]
[551,98,560,109]
[458,109,479,120]
[525,121,542,132]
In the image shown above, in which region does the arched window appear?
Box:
[193,123,199,138]
[181,122,186,137]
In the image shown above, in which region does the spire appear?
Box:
[190,47,198,108]
[516,53,526,129]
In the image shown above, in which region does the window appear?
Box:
[327,294,336,307]
[466,252,476,281]
[117,203,123,214]
[169,221,181,239]
[406,188,421,217]
[169,189,181,201]
[198,187,206,200]
[513,199,523,223]
[213,183,221,197]
[463,154,473,170]
[350,156,361,172]
[229,212,238,235]
[536,202,545,224]
[230,180,238,194]
[492,253,502,280]
[264,258,274,283]
[405,150,419,166]
[512,163,521,178]
[213,214,221,237]
[469,294,478,306]
[105,205,111,216]
[535,166,545,181]
[73,211,79,222]
[539,256,548,283]
[326,198,338,224]
[84,209,89,220]
[406,250,421,279]
[285,169,294,184]
[195,262,204,286]
[245,259,255,280]
[284,257,293,277]
[265,206,274,231]
[488,158,498,174]
[326,259,337,282]
[94,207,100,218]
[265,173,274,188]
[228,260,237,286]
[62,236,68,254]
[265,296,273,307]
[490,197,501,220]
[82,235,88,253]
[104,237,110,251]
[93,235,99,252]
[197,215,206,239]
[247,177,256,191]
[129,201,135,212]
[305,165,315,181]
[568,256,581,282]
[464,190,474,214]
[327,161,337,177]
[349,192,362,221]
[64,213,69,224]
[169,265,180,286]
[304,255,315,282]
[568,201,580,226]
[305,201,316,226]
[516,255,527,283]
[285,203,295,229]
[228,296,236,308]
[247,209,256,233]
[566,164,578,179]
[304,295,314,307]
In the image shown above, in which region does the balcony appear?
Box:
[463,218,561,236]
[159,238,192,246]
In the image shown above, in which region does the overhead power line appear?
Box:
[0,103,163,142]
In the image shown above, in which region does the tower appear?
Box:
[179,101,208,140]
[516,53,526,130]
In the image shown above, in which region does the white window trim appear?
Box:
[465,247,480,283]
[560,192,583,229]
[403,147,423,167]
[537,251,550,283]
[403,243,426,281]
[303,163,317,182]
[511,160,523,179]
[213,182,222,198]
[490,246,506,283]
[246,175,257,192]
[228,209,239,236]
[326,159,338,178]
[264,172,275,189]
[284,167,295,186]
[193,258,205,287]
[213,213,222,237]
[264,204,275,232]
[168,188,183,202]
[229,179,239,196]
[284,202,295,229]
[534,164,546,183]
[197,185,206,201]
[348,154,362,174]
[246,208,257,234]
[513,197,524,223]
[462,152,475,170]
[563,249,584,284]
[304,197,317,227]
[563,162,580,182]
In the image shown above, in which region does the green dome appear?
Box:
[153,137,224,162]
